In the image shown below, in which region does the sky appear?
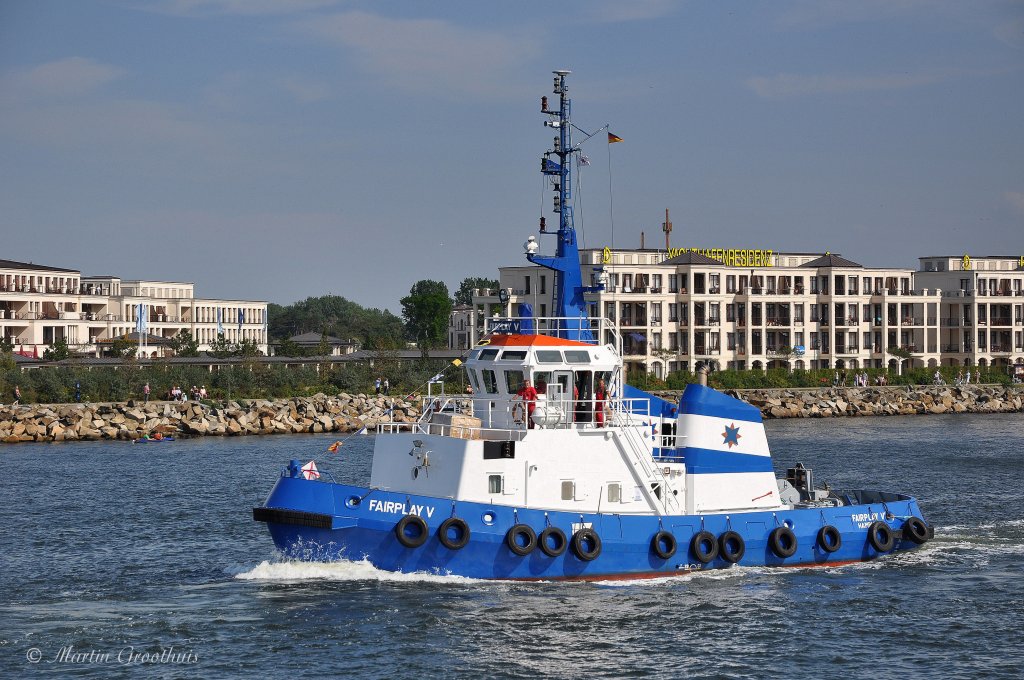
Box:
[1,0,1022,313]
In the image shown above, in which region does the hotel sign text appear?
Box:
[667,248,775,267]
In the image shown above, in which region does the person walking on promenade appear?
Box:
[75,381,81,402]
[144,382,151,403]
[965,370,971,385]
[13,385,21,405]
[375,377,382,395]
[383,378,390,395]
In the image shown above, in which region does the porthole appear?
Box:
[481,512,496,526]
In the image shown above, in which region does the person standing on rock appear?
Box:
[375,377,382,395]
[144,382,151,403]
[383,378,390,395]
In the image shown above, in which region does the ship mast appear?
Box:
[527,70,599,342]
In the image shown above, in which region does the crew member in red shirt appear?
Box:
[595,378,608,428]
[517,379,538,429]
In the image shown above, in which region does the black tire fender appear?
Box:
[571,528,602,561]
[690,530,719,564]
[651,530,677,560]
[769,526,798,558]
[438,517,470,550]
[902,517,929,545]
[538,526,567,557]
[394,514,429,549]
[817,525,842,553]
[505,523,537,556]
[867,521,896,552]
[719,530,745,563]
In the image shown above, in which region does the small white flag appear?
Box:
[301,460,320,480]
[579,154,591,166]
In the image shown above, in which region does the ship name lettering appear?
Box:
[367,499,435,518]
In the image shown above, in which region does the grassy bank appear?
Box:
[0,356,459,405]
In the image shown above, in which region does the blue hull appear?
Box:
[255,476,931,580]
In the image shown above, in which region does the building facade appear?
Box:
[1,259,269,357]
[451,249,1024,377]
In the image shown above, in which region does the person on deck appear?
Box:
[517,379,538,429]
[595,379,608,428]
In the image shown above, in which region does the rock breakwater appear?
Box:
[0,393,420,444]
[656,385,1023,418]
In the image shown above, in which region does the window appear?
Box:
[479,348,499,361]
[525,276,531,294]
[480,369,499,394]
[668,275,679,293]
[563,350,591,363]
[561,481,575,500]
[488,475,503,494]
[535,350,563,363]
[504,370,525,393]
[668,303,679,322]
[727,275,737,293]
[533,371,552,394]
[607,483,621,503]
[709,274,720,293]
[540,275,546,294]
[500,350,527,361]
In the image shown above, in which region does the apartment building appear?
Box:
[448,248,1024,377]
[0,259,269,357]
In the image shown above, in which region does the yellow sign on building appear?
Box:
[666,248,775,267]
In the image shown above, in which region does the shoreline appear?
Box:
[657,384,1024,418]
[2,385,1021,444]
[0,393,419,444]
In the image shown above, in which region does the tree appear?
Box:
[208,333,235,358]
[43,337,71,362]
[401,280,452,350]
[236,338,262,358]
[109,336,137,359]
[0,336,13,354]
[267,295,403,349]
[274,338,306,357]
[454,277,499,306]
[168,330,200,357]
[887,346,913,376]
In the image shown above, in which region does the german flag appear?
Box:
[607,132,624,144]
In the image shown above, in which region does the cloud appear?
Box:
[1006,191,1024,216]
[993,16,1024,48]
[745,71,949,98]
[0,57,126,103]
[587,0,678,23]
[775,0,934,29]
[294,11,538,97]
[154,0,343,16]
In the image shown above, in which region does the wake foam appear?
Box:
[232,558,480,584]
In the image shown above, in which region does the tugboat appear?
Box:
[253,70,933,580]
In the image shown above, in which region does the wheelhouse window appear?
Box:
[535,350,563,363]
[480,369,499,394]
[488,475,503,494]
[504,370,525,394]
[478,348,499,361]
[500,350,527,361]
[563,350,591,363]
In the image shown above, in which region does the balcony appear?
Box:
[942,344,961,352]
[991,317,1011,326]
[901,317,923,326]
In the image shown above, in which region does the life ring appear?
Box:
[690,530,718,564]
[571,528,602,561]
[394,514,429,549]
[867,521,895,552]
[902,516,929,545]
[539,526,567,557]
[438,517,470,550]
[651,530,677,560]
[511,400,526,424]
[718,530,745,563]
[817,525,842,553]
[505,524,537,556]
[769,526,798,558]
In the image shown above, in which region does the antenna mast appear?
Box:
[663,208,672,252]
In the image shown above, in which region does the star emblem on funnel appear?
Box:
[722,423,741,448]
